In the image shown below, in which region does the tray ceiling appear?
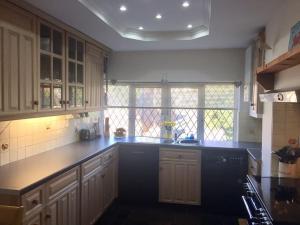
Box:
[78,0,211,41]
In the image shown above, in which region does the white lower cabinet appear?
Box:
[159,148,201,205]
[81,147,118,225]
[44,181,80,225]
[81,170,104,225]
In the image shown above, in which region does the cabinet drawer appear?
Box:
[46,167,79,201]
[21,186,43,216]
[23,211,42,225]
[160,149,200,162]
[102,148,117,165]
[81,155,102,178]
[248,156,261,176]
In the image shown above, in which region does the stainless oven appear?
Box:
[242,182,273,225]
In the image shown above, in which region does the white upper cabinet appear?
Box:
[85,43,103,111]
[0,1,37,116]
[38,21,65,112]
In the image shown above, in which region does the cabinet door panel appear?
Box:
[81,181,90,225]
[85,43,102,110]
[24,212,42,225]
[174,163,187,203]
[95,172,104,218]
[46,202,58,225]
[68,186,79,225]
[20,34,36,112]
[159,162,174,203]
[186,163,200,204]
[58,195,68,225]
[103,163,115,210]
[3,28,20,112]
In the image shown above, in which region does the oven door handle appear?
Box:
[242,195,257,221]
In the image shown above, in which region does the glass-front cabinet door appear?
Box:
[39,21,65,111]
[66,34,85,110]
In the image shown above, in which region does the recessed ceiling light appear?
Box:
[182,1,190,8]
[138,26,144,30]
[156,14,162,20]
[120,5,127,12]
[187,24,193,29]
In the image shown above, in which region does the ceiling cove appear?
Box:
[78,0,211,41]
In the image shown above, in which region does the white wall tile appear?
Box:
[0,113,100,166]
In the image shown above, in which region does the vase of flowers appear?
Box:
[161,121,176,141]
[274,145,300,178]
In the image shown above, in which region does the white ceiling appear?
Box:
[78,0,211,41]
[24,0,284,51]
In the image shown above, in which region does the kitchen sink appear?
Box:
[177,139,200,145]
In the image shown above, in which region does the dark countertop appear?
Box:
[0,137,261,195]
[247,147,262,161]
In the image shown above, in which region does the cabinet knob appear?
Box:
[101,174,105,178]
[33,101,39,106]
[66,100,70,104]
[85,100,89,104]
[250,103,254,106]
[31,199,38,206]
[45,214,51,220]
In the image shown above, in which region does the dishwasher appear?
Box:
[119,144,159,204]
[201,149,248,216]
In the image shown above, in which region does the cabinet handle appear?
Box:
[66,100,70,104]
[60,100,66,105]
[31,199,38,206]
[33,101,39,106]
[85,100,89,104]
[250,103,254,106]
[45,214,51,220]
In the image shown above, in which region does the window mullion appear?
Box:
[233,85,240,142]
[197,85,205,142]
[161,84,171,138]
[128,84,136,136]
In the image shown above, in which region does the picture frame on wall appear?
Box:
[289,21,300,50]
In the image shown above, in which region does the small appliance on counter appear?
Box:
[79,128,98,141]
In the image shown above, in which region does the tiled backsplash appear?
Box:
[0,112,100,166]
[272,103,300,150]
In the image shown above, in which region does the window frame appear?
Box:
[104,82,240,141]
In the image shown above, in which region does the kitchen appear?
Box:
[0,0,300,225]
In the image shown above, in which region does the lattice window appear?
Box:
[171,88,199,139]
[107,84,129,106]
[104,108,129,135]
[204,84,235,141]
[105,84,130,135]
[205,84,235,108]
[136,87,161,107]
[171,88,198,108]
[135,87,162,137]
[171,109,198,139]
[104,83,238,141]
[204,110,234,141]
[135,108,161,138]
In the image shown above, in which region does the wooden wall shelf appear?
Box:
[256,46,300,90]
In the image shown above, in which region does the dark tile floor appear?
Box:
[96,202,239,225]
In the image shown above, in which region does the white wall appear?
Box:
[265,0,300,90]
[262,0,300,176]
[108,49,262,142]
